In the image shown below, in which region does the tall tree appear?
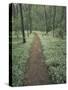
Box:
[28,5,32,34]
[19,4,26,43]
[52,6,56,37]
[16,4,19,16]
[12,4,20,39]
[59,7,66,39]
[12,3,16,18]
[44,6,48,34]
[24,5,30,37]
[48,6,52,31]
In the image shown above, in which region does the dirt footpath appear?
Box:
[23,33,49,86]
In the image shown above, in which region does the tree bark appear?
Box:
[53,6,56,37]
[29,5,32,34]
[44,6,48,34]
[19,4,26,43]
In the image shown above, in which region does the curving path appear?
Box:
[23,33,49,86]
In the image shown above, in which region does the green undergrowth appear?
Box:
[39,31,66,84]
[12,32,34,86]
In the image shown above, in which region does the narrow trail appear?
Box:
[23,33,49,86]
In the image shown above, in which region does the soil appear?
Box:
[23,33,49,86]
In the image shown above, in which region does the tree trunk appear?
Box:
[16,4,19,16]
[12,3,16,18]
[29,5,32,34]
[44,6,48,34]
[60,7,66,39]
[53,6,56,37]
[19,4,26,43]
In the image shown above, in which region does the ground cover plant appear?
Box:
[12,32,34,86]
[39,31,66,84]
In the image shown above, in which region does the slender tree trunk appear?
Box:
[12,3,16,18]
[64,7,66,33]
[19,4,26,43]
[16,4,19,17]
[29,5,32,34]
[16,4,19,39]
[44,6,48,34]
[12,4,18,39]
[53,6,56,37]
[60,7,65,23]
[49,7,52,30]
[60,7,66,39]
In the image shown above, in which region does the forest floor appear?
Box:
[23,33,49,86]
